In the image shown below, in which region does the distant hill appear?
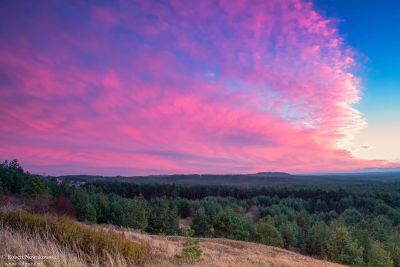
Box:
[255,171,292,176]
[59,171,400,187]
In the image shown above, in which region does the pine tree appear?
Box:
[109,195,125,226]
[147,197,179,234]
[165,203,180,235]
[129,195,149,230]
[72,189,97,223]
[22,176,49,197]
[327,226,364,265]
[256,216,284,247]
[368,241,394,267]
[147,198,168,233]
[93,193,110,223]
[279,221,301,248]
[191,207,211,236]
[307,221,329,256]
[387,233,400,267]
[0,178,4,194]
[213,209,251,241]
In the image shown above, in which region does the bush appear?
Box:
[213,209,253,241]
[52,193,76,217]
[177,239,202,263]
[0,209,150,266]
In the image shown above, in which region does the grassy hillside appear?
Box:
[0,209,344,267]
[120,227,346,267]
[0,210,150,267]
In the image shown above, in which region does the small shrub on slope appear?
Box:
[177,238,202,263]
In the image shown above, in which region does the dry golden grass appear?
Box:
[0,210,150,267]
[1,223,346,267]
[0,206,346,267]
[0,224,86,267]
[1,221,347,267]
[113,226,348,267]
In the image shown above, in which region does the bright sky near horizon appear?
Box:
[0,0,399,175]
[314,0,400,164]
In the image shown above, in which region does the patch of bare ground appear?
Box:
[111,226,347,267]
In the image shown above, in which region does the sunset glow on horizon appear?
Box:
[1,0,399,175]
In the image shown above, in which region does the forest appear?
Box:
[1,159,400,267]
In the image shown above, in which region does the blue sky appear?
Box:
[315,0,400,161]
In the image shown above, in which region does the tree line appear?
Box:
[1,159,400,266]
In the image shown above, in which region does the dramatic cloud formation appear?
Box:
[0,0,395,175]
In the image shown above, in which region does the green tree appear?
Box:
[1,159,25,193]
[314,200,329,212]
[0,178,4,194]
[165,203,180,235]
[387,233,400,267]
[327,226,364,265]
[109,195,125,226]
[243,216,257,241]
[147,198,168,233]
[367,240,393,267]
[147,197,179,234]
[72,189,97,223]
[177,239,202,263]
[191,208,211,236]
[353,221,374,261]
[340,208,363,227]
[175,198,192,218]
[22,176,49,197]
[279,221,301,248]
[367,216,393,243]
[128,195,149,230]
[83,201,97,223]
[93,193,110,223]
[213,209,252,241]
[200,198,222,221]
[307,221,329,256]
[256,216,284,247]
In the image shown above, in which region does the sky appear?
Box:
[314,0,400,164]
[0,0,399,175]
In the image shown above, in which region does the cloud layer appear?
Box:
[0,0,394,175]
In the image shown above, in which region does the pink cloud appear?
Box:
[0,0,397,175]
